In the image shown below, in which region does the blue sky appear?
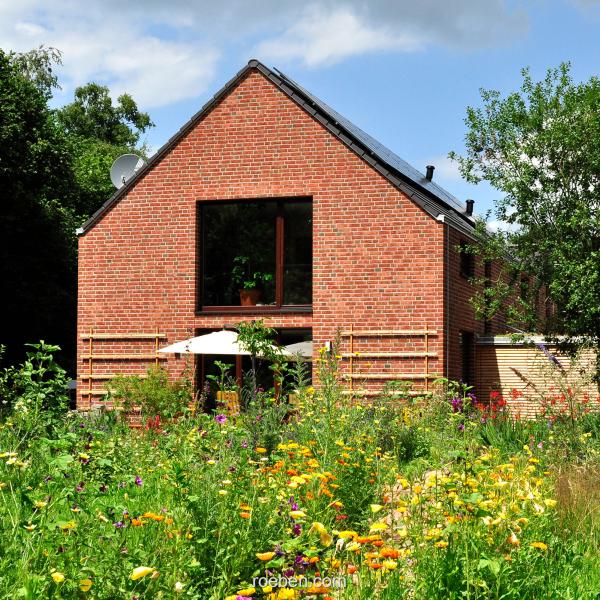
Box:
[3,0,600,220]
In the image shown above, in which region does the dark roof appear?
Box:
[78,59,476,236]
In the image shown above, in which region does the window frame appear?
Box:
[197,197,313,313]
[459,241,475,279]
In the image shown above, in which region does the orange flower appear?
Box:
[379,547,400,559]
[131,518,145,527]
[240,512,252,519]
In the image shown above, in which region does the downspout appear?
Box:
[437,214,450,378]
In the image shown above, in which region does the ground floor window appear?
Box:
[195,328,312,410]
[459,331,475,387]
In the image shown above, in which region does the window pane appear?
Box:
[283,202,312,304]
[203,202,276,306]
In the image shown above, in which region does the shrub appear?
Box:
[0,341,70,438]
[110,367,191,421]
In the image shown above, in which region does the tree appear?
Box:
[57,83,153,217]
[0,49,77,369]
[451,63,600,380]
[7,45,63,99]
[57,83,153,147]
[1,46,154,372]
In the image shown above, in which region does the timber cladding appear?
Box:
[475,339,599,418]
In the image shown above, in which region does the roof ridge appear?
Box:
[78,59,475,236]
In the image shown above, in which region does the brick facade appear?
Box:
[77,64,499,409]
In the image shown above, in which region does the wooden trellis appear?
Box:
[340,326,438,397]
[80,329,167,397]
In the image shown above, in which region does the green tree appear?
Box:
[7,45,63,99]
[57,83,153,217]
[451,63,600,379]
[57,82,153,147]
[0,49,77,369]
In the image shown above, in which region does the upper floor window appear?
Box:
[459,242,475,278]
[199,199,312,309]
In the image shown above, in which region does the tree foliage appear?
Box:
[56,82,153,147]
[0,46,153,371]
[452,63,600,377]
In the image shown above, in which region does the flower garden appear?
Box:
[0,343,599,599]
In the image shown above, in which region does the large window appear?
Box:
[200,199,312,309]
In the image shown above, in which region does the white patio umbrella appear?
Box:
[283,340,313,359]
[158,330,291,357]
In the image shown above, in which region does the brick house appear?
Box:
[76,59,505,410]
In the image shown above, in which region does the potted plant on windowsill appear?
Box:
[231,256,273,306]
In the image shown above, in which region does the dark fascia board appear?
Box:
[78,59,475,237]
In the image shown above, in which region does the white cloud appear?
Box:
[0,0,527,107]
[254,0,527,67]
[1,3,219,109]
[255,6,422,67]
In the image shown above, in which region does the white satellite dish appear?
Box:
[110,154,146,189]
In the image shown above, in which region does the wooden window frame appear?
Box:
[459,241,475,279]
[197,198,313,314]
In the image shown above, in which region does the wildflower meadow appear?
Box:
[0,342,599,599]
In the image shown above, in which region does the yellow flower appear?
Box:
[24,524,36,531]
[79,579,93,592]
[289,510,306,519]
[370,504,384,513]
[382,560,398,570]
[34,500,47,509]
[530,542,548,551]
[255,447,267,454]
[256,552,276,561]
[544,499,557,508]
[276,590,296,599]
[337,530,358,540]
[237,587,256,595]
[369,522,387,532]
[51,572,65,583]
[130,566,154,580]
[435,540,449,549]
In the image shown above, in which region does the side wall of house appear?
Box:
[77,68,447,408]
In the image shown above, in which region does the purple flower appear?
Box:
[76,482,85,492]
[289,497,299,511]
[283,568,295,577]
[215,414,227,425]
[451,397,463,413]
[113,521,125,528]
[292,523,302,537]
[134,476,143,487]
[241,440,248,448]
[457,422,465,431]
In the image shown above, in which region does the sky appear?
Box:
[2,0,600,220]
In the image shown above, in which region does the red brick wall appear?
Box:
[77,67,448,408]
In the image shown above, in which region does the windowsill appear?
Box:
[196,305,313,316]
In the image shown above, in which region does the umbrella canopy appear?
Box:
[158,330,290,357]
[283,340,313,359]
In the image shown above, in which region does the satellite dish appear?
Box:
[110,154,146,189]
